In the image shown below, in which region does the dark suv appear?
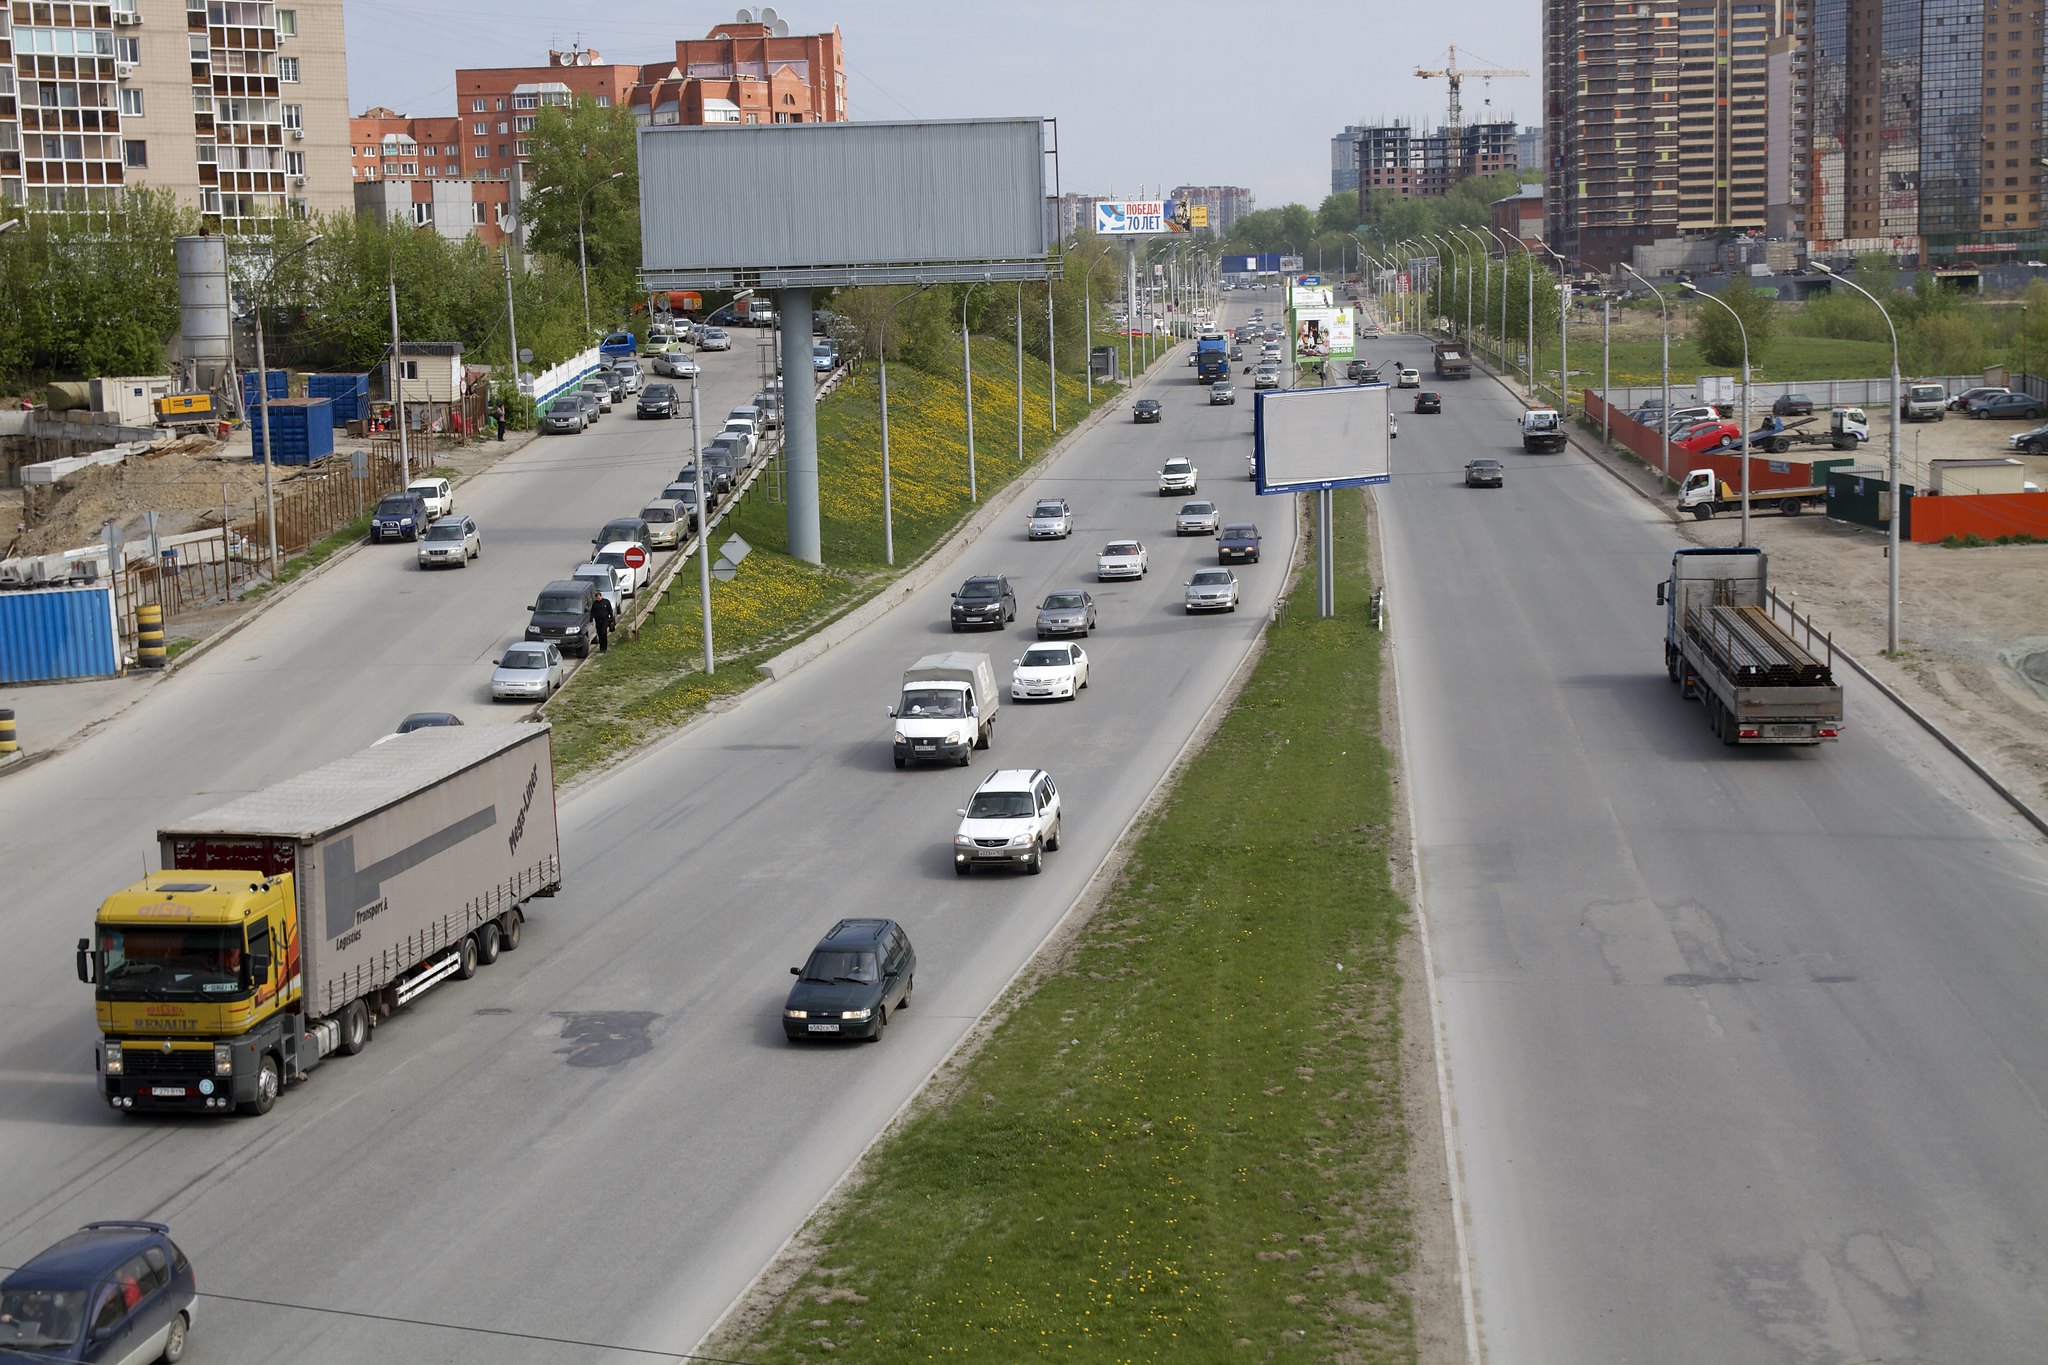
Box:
[949,574,1017,631]
[782,918,916,1042]
[369,490,430,542]
[0,1220,197,1364]
[525,579,600,657]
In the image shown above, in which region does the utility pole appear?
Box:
[388,272,410,485]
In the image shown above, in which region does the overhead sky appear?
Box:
[343,0,1543,213]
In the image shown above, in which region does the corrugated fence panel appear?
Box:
[0,586,122,683]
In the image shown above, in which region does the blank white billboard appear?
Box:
[638,118,1051,287]
[1253,385,1391,494]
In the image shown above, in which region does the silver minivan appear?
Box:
[639,499,687,549]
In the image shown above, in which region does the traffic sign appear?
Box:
[622,545,648,569]
[712,558,739,581]
[720,534,751,566]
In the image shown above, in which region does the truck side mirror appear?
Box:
[76,938,96,984]
[1656,583,1668,606]
[885,705,896,718]
[245,952,271,982]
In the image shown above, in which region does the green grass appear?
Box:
[715,489,1419,1363]
[240,511,375,600]
[164,638,198,663]
[544,327,1133,782]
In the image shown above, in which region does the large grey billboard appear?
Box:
[638,117,1052,287]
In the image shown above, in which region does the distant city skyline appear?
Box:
[342,0,1543,211]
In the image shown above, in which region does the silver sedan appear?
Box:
[491,642,565,701]
[1034,589,1097,639]
[1174,500,1220,536]
[1183,568,1240,614]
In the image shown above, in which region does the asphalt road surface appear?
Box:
[1380,348,2048,1361]
[0,296,1297,1359]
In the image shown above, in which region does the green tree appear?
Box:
[0,190,197,381]
[1316,192,1359,236]
[1691,274,1774,369]
[523,96,643,330]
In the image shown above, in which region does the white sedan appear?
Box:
[1096,539,1148,580]
[1010,642,1089,701]
[1174,500,1220,536]
[491,642,565,701]
[590,541,651,597]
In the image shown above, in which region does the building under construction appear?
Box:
[1354,121,1521,199]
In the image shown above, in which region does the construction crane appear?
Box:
[1415,46,1530,147]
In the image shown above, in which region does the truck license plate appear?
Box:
[1765,724,1811,738]
[807,1023,840,1033]
[150,1086,186,1097]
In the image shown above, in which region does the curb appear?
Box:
[755,355,1172,684]
[1461,347,2048,838]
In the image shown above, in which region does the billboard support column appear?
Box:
[1125,241,1137,385]
[779,288,821,563]
[1317,489,1335,618]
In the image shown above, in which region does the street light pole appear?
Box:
[878,285,932,567]
[251,233,323,578]
[962,278,984,502]
[1014,280,1025,463]
[575,170,624,337]
[1620,262,1671,484]
[1537,239,1570,411]
[1812,261,1904,651]
[1682,282,1753,547]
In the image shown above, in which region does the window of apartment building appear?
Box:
[189,34,210,59]
[596,94,610,107]
[514,139,529,156]
[123,140,147,168]
[513,93,538,110]
[469,97,484,113]
[283,104,303,131]
[443,163,457,175]
[120,88,144,116]
[116,36,139,63]
[472,145,489,159]
[276,9,296,36]
[279,57,300,83]
[285,150,304,175]
[471,201,485,226]
[411,203,433,227]
[496,98,506,111]
[497,144,509,158]
[515,116,535,132]
[472,121,486,137]
[496,121,509,134]
[195,138,215,164]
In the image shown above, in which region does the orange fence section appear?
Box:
[1906,492,2048,543]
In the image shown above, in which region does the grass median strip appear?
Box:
[716,488,1419,1362]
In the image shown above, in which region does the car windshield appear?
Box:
[958,581,999,600]
[375,496,412,514]
[1042,592,1085,610]
[1164,459,1189,470]
[1222,525,1256,538]
[1471,461,1502,471]
[596,551,628,570]
[423,522,466,541]
[1102,543,1138,556]
[1181,503,1214,515]
[1032,503,1065,517]
[898,687,964,719]
[1020,648,1070,669]
[644,385,675,400]
[966,791,1035,820]
[1192,570,1232,586]
[535,593,585,613]
[96,923,248,1000]
[500,647,548,669]
[0,1287,86,1348]
[548,400,580,413]
[801,949,878,985]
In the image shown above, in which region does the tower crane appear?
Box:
[1415,46,1530,147]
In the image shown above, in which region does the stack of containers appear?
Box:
[306,373,370,427]
[240,369,289,413]
[250,397,336,465]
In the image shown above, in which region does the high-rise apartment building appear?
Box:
[1332,123,1369,195]
[1355,121,1520,200]
[1,0,349,223]
[1544,1,1795,269]
[1806,0,2046,263]
[1168,184,1254,235]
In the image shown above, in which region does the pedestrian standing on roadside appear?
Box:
[493,402,506,442]
[593,594,615,654]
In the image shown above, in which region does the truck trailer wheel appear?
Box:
[499,909,524,951]
[1779,498,1803,516]
[477,921,502,965]
[456,935,480,980]
[340,1000,370,1056]
[1692,505,1714,520]
[241,1054,280,1116]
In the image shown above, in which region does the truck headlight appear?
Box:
[214,1043,234,1077]
[895,732,910,745]
[103,1042,123,1076]
[945,732,963,746]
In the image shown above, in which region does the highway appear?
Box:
[1380,344,2048,1361]
[0,297,1293,1358]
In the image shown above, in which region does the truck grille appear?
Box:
[123,1051,207,1077]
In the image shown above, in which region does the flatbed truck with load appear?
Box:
[1432,339,1472,379]
[1746,407,1868,453]
[888,652,998,767]
[1195,336,1228,384]
[1656,547,1843,745]
[1677,471,1829,520]
[78,724,562,1116]
[1521,407,1566,452]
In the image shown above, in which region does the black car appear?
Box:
[949,574,1017,631]
[1133,398,1162,424]
[0,1220,198,1364]
[1414,391,1442,414]
[394,711,464,734]
[1465,458,1505,488]
[637,383,679,419]
[783,918,915,1042]
[369,490,430,542]
[1217,522,1262,564]
[1772,393,1815,417]
[2009,421,2048,454]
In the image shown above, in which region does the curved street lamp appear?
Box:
[1618,262,1672,483]
[1460,225,1492,354]
[253,233,324,578]
[1680,281,1754,547]
[878,284,932,566]
[1535,239,1571,410]
[961,277,987,502]
[1811,261,1904,651]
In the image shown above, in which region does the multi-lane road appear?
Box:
[1384,353,2048,1360]
[0,298,1291,1358]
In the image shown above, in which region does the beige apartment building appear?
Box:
[1,0,350,224]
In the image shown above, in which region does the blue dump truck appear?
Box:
[1195,335,1229,384]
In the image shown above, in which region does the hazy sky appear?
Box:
[343,0,1543,211]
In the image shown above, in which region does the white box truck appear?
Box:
[888,652,998,768]
[79,724,562,1115]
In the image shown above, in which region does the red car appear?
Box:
[1675,421,1742,454]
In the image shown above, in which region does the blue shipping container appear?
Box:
[251,397,336,464]
[0,585,121,683]
[307,373,369,426]
[241,369,289,410]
